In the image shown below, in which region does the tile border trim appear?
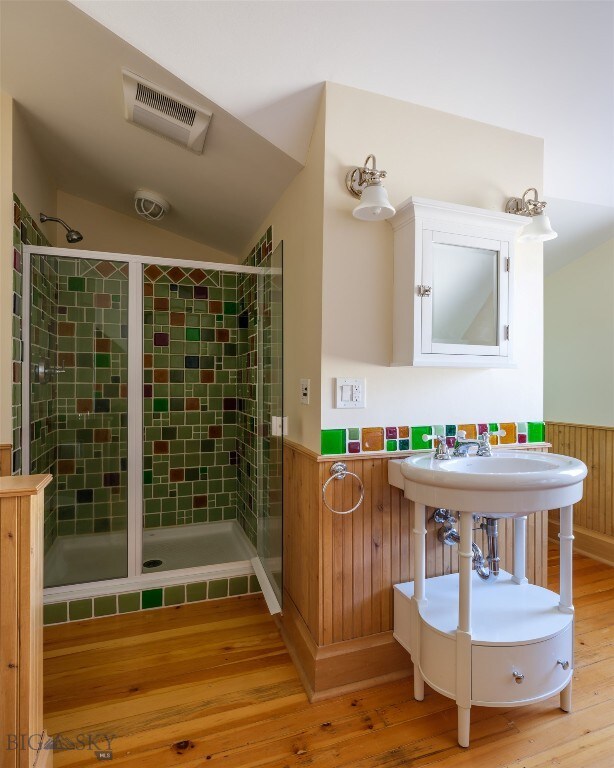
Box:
[321,421,546,456]
[44,573,262,625]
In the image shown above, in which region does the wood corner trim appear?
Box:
[0,443,11,477]
[0,473,53,498]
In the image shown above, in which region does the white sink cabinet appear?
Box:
[388,453,587,748]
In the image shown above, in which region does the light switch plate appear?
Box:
[335,377,366,409]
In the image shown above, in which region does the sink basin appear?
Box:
[388,450,587,516]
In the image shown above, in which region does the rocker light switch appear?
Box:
[335,377,366,408]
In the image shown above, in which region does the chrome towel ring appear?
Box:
[322,462,365,515]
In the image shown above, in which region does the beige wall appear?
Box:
[56,192,237,264]
[246,93,326,454]
[545,238,614,426]
[0,93,14,443]
[321,82,544,431]
[0,98,59,444]
[12,103,58,242]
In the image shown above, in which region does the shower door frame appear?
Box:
[22,245,281,603]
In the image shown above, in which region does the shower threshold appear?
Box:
[44,520,256,601]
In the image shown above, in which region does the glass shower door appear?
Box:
[29,254,130,588]
[255,242,283,610]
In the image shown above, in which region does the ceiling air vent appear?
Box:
[122,69,212,154]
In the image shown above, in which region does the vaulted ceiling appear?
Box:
[2,0,613,266]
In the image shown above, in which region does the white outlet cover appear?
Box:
[300,378,310,404]
[335,377,366,408]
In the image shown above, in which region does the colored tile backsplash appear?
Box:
[320,421,546,456]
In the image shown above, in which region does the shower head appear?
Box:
[66,229,83,244]
[40,213,83,244]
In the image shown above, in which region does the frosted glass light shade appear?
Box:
[518,213,557,242]
[353,183,396,221]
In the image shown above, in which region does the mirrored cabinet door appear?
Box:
[421,231,508,357]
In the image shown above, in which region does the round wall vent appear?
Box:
[134,189,170,221]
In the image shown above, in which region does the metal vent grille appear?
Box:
[135,82,196,127]
[123,69,212,154]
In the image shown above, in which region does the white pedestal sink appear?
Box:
[388,449,587,748]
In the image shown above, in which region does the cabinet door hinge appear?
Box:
[505,256,511,272]
[417,284,432,297]
[504,325,510,341]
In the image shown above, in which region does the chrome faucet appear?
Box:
[453,431,495,457]
[423,433,451,460]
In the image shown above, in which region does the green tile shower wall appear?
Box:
[236,269,258,544]
[30,252,59,553]
[236,226,277,547]
[142,264,239,529]
[12,195,51,477]
[11,195,58,553]
[54,258,129,538]
[43,573,262,625]
[321,421,546,455]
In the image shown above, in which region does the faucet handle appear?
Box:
[422,433,445,444]
[423,433,450,459]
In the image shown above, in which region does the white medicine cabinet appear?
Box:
[390,198,527,368]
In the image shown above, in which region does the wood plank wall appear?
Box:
[0,444,11,477]
[547,422,613,537]
[282,442,549,697]
[547,422,614,564]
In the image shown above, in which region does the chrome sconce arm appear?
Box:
[505,187,547,217]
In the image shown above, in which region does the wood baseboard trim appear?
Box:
[549,520,614,567]
[278,592,412,701]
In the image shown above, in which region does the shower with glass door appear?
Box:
[22,243,283,610]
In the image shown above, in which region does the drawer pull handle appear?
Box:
[557,659,570,670]
[512,670,524,684]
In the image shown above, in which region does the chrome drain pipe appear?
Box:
[434,510,500,582]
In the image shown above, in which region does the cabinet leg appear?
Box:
[560,679,572,712]
[413,663,424,701]
[458,706,470,748]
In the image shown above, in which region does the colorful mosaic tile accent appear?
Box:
[321,428,346,455]
[411,426,433,450]
[43,573,262,625]
[320,421,546,455]
[361,427,384,452]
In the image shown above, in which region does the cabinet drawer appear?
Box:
[471,624,573,705]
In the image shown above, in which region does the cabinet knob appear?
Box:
[512,670,524,684]
[557,659,570,670]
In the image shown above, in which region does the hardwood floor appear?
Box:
[43,547,614,767]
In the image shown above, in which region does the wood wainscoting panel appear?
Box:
[547,422,614,539]
[283,442,549,699]
[282,443,321,642]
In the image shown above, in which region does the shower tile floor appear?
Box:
[44,521,255,588]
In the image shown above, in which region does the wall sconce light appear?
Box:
[505,188,558,242]
[346,154,396,221]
